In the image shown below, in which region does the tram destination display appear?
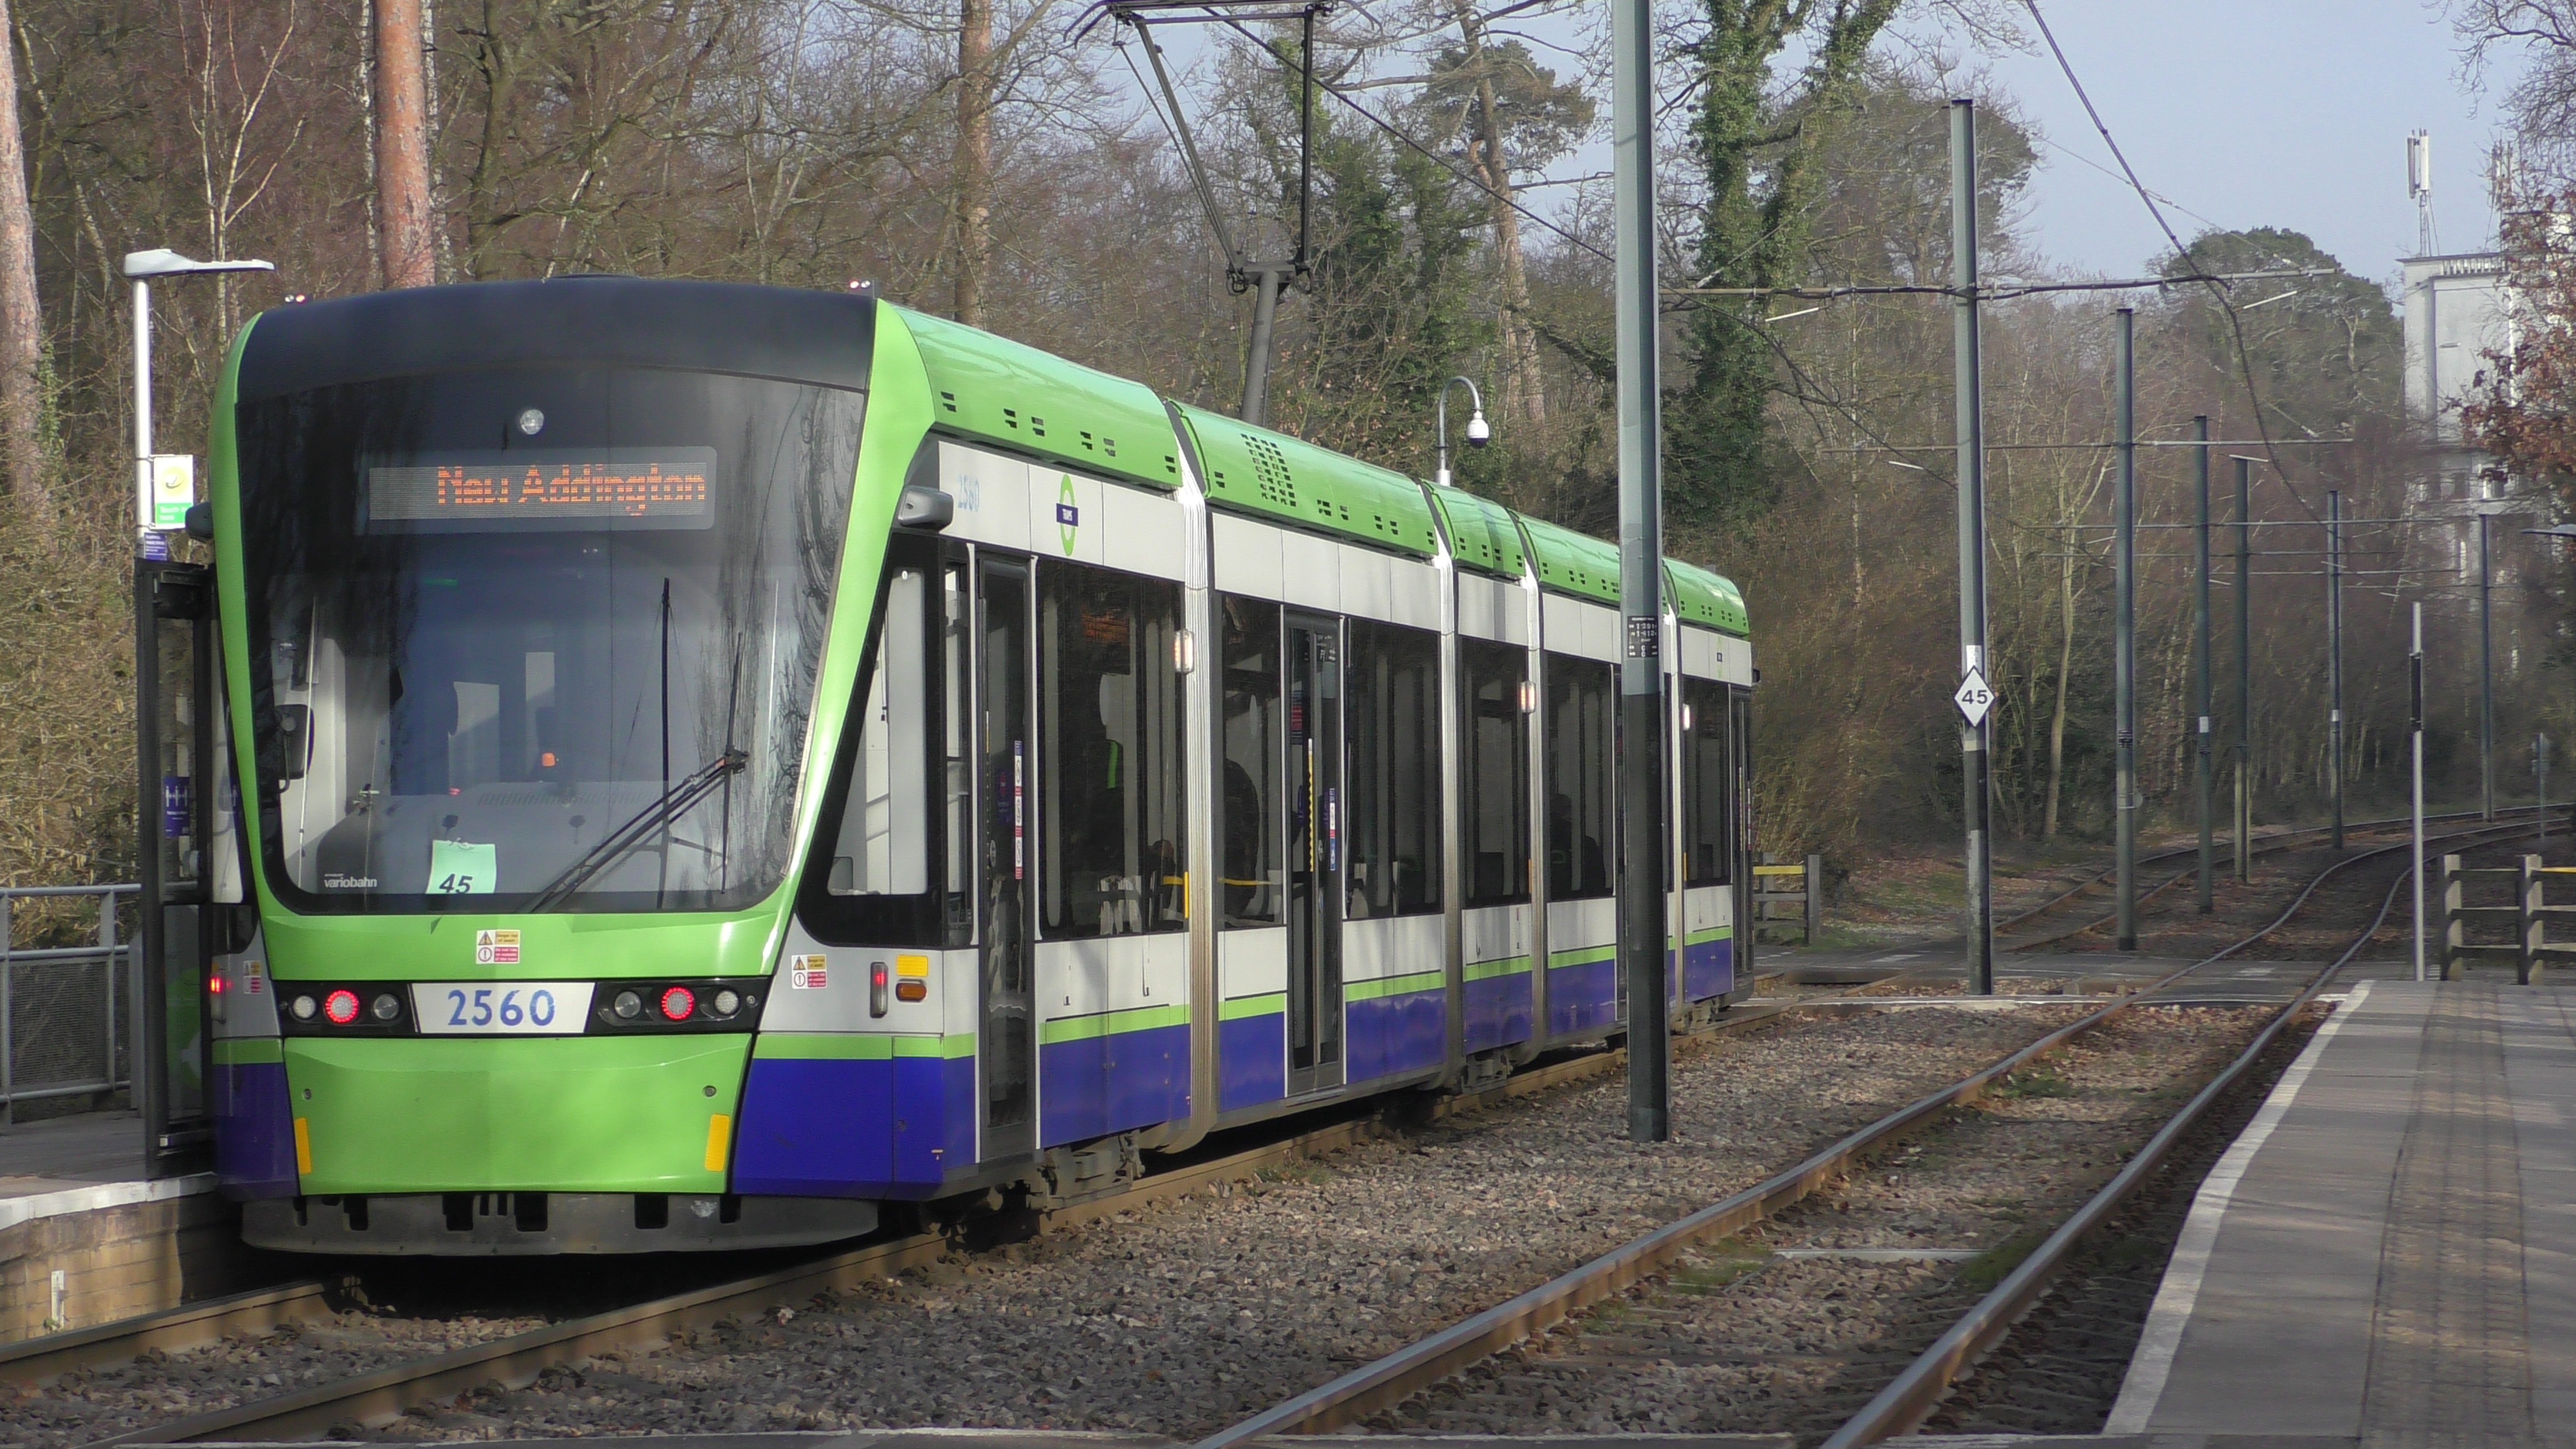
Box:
[364,448,717,531]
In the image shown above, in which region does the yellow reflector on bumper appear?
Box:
[704,1113,731,1172]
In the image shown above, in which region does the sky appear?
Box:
[1934,2,2529,288]
[1141,2,2531,296]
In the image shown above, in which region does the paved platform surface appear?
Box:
[0,1109,206,1230]
[2106,975,2576,1449]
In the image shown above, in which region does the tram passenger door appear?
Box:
[979,562,1036,1159]
[1285,613,1344,1094]
[136,560,215,1177]
[1730,687,1755,982]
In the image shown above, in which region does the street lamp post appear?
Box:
[122,249,274,558]
[1434,376,1490,488]
[123,246,271,1180]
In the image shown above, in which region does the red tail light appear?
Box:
[323,989,361,1025]
[870,960,890,1018]
[659,986,696,1022]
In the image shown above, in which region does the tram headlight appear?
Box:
[290,994,317,1022]
[371,993,402,1022]
[612,990,643,1021]
[711,989,741,1018]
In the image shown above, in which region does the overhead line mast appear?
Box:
[1091,0,1328,426]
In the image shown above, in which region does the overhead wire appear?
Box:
[1203,10,1616,265]
[2021,0,2324,526]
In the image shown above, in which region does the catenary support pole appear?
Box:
[1611,0,1667,1142]
[1951,98,1993,996]
[1240,267,1284,427]
[2114,307,2137,951]
[2413,602,2425,981]
[2482,513,2496,821]
[2539,734,2551,850]
[2194,416,2213,912]
[2236,456,2253,883]
[2329,489,2344,850]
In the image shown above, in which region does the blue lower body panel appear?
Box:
[1041,1024,1189,1147]
[1348,989,1444,1084]
[214,1059,297,1199]
[1464,971,1532,1054]
[734,1057,892,1197]
[1681,937,1735,1001]
[1548,957,1619,1037]
[1219,1012,1286,1112]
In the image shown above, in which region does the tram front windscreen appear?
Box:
[234,366,865,914]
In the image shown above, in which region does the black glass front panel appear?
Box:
[1682,676,1732,887]
[1220,594,1285,927]
[1458,638,1530,908]
[236,367,864,914]
[1545,653,1616,901]
[1344,620,1440,918]
[1036,562,1187,939]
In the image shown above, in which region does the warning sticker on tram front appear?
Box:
[474,929,522,966]
[1954,668,1996,727]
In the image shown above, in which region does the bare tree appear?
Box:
[952,0,992,324]
[0,0,45,514]
[374,0,435,286]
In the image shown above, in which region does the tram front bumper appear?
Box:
[283,1034,751,1196]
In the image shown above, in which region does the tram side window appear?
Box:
[1040,562,1187,939]
[1546,653,1615,900]
[1345,620,1441,918]
[810,542,972,946]
[1220,594,1283,927]
[1682,677,1731,887]
[1459,638,1530,906]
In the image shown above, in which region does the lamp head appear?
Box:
[122,248,275,280]
[1465,410,1490,447]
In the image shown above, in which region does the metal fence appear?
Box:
[0,884,136,1121]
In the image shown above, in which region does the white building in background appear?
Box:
[2401,249,2512,480]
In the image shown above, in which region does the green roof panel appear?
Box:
[1429,485,1527,580]
[896,307,1180,489]
[1515,513,1622,605]
[1175,403,1438,558]
[1666,558,1750,637]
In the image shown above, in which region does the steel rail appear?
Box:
[1816,820,2522,1446]
[0,1279,349,1386]
[1997,803,2524,939]
[1181,816,2526,1449]
[60,984,1830,1443]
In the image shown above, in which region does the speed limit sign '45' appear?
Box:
[1954,668,1995,727]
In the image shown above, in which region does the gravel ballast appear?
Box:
[1371,1003,2288,1446]
[10,1005,2090,1446]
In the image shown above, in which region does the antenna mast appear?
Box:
[2408,131,2436,256]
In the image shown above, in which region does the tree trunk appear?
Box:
[0,0,48,515]
[1476,75,1542,423]
[2044,537,2076,838]
[952,0,992,327]
[375,0,435,287]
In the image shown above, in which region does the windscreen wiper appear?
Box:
[523,748,748,912]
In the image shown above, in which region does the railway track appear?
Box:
[21,819,2516,1445]
[1176,815,2530,1449]
[11,977,1889,1444]
[1995,805,2534,952]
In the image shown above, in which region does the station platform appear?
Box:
[2105,973,2576,1447]
[0,1110,233,1342]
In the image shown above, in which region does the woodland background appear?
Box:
[4,0,2576,895]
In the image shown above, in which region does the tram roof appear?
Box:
[885,308,1749,637]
